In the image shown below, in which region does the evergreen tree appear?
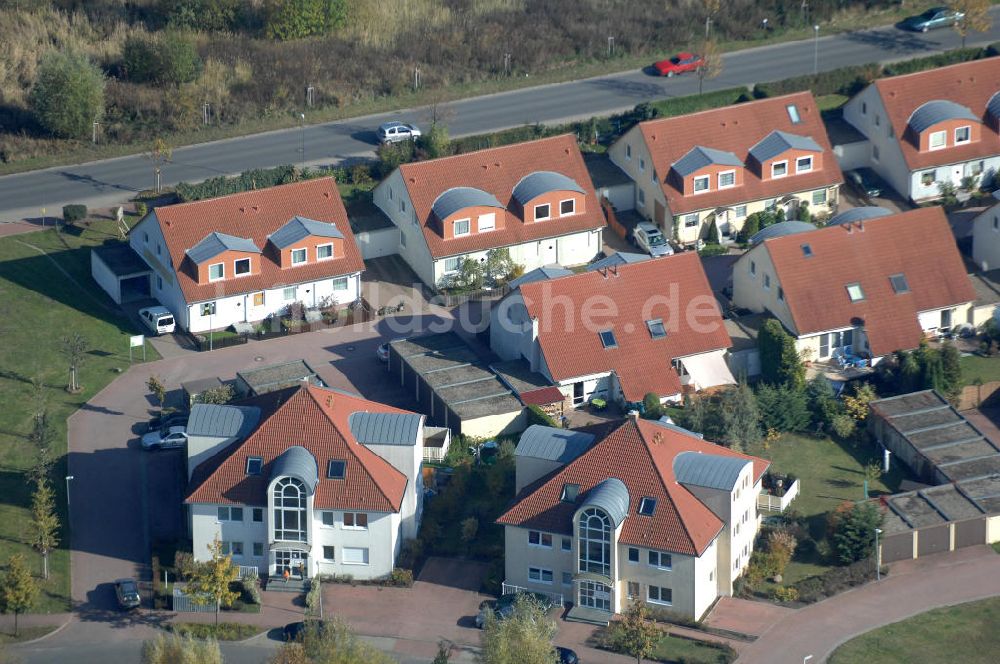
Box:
[758,319,805,390]
[939,342,963,401]
[806,375,839,427]
[757,384,810,432]
[720,381,761,452]
[832,502,884,564]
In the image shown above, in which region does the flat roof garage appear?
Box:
[91,243,152,304]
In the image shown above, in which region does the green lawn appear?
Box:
[748,432,910,588]
[0,624,59,644]
[959,355,1000,386]
[650,634,734,664]
[0,217,159,611]
[829,597,1000,664]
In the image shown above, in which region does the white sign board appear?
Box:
[130,334,145,348]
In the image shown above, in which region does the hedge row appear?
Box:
[174,164,332,202]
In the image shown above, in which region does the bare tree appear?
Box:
[696,40,723,95]
[60,333,88,393]
[145,138,172,193]
[952,0,993,48]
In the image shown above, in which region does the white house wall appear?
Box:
[130,212,191,328]
[909,158,1000,202]
[355,227,400,260]
[489,291,536,364]
[972,203,1000,271]
[185,273,360,333]
[191,502,269,571]
[90,252,123,305]
[843,86,912,200]
[693,538,720,619]
[608,127,667,227]
[363,438,423,541]
[732,246,799,335]
[374,170,442,288]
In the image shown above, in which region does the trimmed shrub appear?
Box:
[135,201,148,217]
[170,622,261,640]
[525,404,558,428]
[771,586,799,603]
[753,64,878,99]
[699,243,728,257]
[62,204,87,222]
[389,568,414,587]
[882,47,983,77]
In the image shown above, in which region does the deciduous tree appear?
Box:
[720,381,761,452]
[265,0,348,40]
[29,478,60,580]
[145,138,172,194]
[271,617,395,663]
[608,601,662,663]
[185,536,239,625]
[29,51,105,139]
[59,333,88,393]
[147,375,167,411]
[696,39,722,95]
[952,0,993,47]
[0,554,38,636]
[479,595,557,664]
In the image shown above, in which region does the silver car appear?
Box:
[141,425,188,450]
[632,221,673,258]
[378,121,421,144]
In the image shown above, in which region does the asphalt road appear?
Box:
[2,12,1000,224]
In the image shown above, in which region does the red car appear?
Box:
[653,52,704,77]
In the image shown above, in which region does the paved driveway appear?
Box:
[67,315,450,609]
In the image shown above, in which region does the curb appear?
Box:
[8,620,72,647]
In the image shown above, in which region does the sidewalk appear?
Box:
[737,545,1000,663]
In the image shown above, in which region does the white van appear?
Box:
[139,306,176,335]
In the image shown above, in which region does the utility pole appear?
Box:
[306,85,315,108]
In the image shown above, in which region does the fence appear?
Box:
[757,479,800,512]
[172,586,215,613]
[238,565,260,579]
[501,581,565,607]
[601,197,628,240]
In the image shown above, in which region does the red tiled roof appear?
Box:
[519,386,566,406]
[497,418,769,556]
[873,58,1000,171]
[762,207,975,356]
[397,135,605,258]
[186,386,411,512]
[518,252,731,402]
[150,178,365,304]
[637,92,843,215]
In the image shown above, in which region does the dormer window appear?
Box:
[327,459,346,479]
[928,130,946,150]
[638,497,657,516]
[317,243,334,260]
[291,248,307,265]
[209,263,224,281]
[693,175,710,193]
[599,330,617,349]
[560,199,575,216]
[846,283,865,302]
[534,204,551,221]
[234,258,251,276]
[560,483,580,502]
[955,126,971,144]
[718,171,735,188]
[771,161,788,178]
[246,457,263,475]
[796,156,813,173]
[453,219,470,237]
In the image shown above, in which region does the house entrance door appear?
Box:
[573,382,585,406]
[578,580,612,612]
[273,549,308,579]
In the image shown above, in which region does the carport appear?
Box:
[91,243,152,304]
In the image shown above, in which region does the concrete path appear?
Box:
[737,545,1000,663]
[706,597,795,637]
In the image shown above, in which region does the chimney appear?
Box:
[628,409,640,421]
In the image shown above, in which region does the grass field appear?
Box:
[748,432,909,586]
[829,597,1000,664]
[650,633,734,664]
[959,354,1000,386]
[0,216,158,611]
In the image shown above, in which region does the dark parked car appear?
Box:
[114,578,141,610]
[147,412,188,433]
[282,620,326,642]
[556,646,580,664]
[900,6,964,32]
[847,168,883,199]
[475,591,556,628]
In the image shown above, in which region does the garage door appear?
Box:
[357,228,399,260]
[917,524,950,557]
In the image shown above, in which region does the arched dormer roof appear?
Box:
[908,99,980,134]
[828,206,892,226]
[748,220,816,246]
[431,187,504,221]
[988,91,1000,122]
[512,171,585,205]
[581,477,629,527]
[673,451,750,491]
[269,445,318,496]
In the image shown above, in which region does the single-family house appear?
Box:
[185,385,426,581]
[498,416,769,621]
[972,190,1000,272]
[489,252,735,409]
[732,207,976,365]
[127,178,364,333]
[842,57,1000,202]
[608,92,843,246]
[372,135,605,288]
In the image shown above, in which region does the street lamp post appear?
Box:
[804,656,813,664]
[65,475,74,526]
[92,121,99,144]
[299,113,306,169]
[875,527,883,581]
[813,25,820,75]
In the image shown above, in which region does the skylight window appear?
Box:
[599,330,618,349]
[639,497,658,516]
[786,104,801,124]
[890,273,910,294]
[647,319,667,339]
[327,459,346,479]
[246,457,263,475]
[560,483,581,503]
[846,283,865,302]
[801,244,813,257]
